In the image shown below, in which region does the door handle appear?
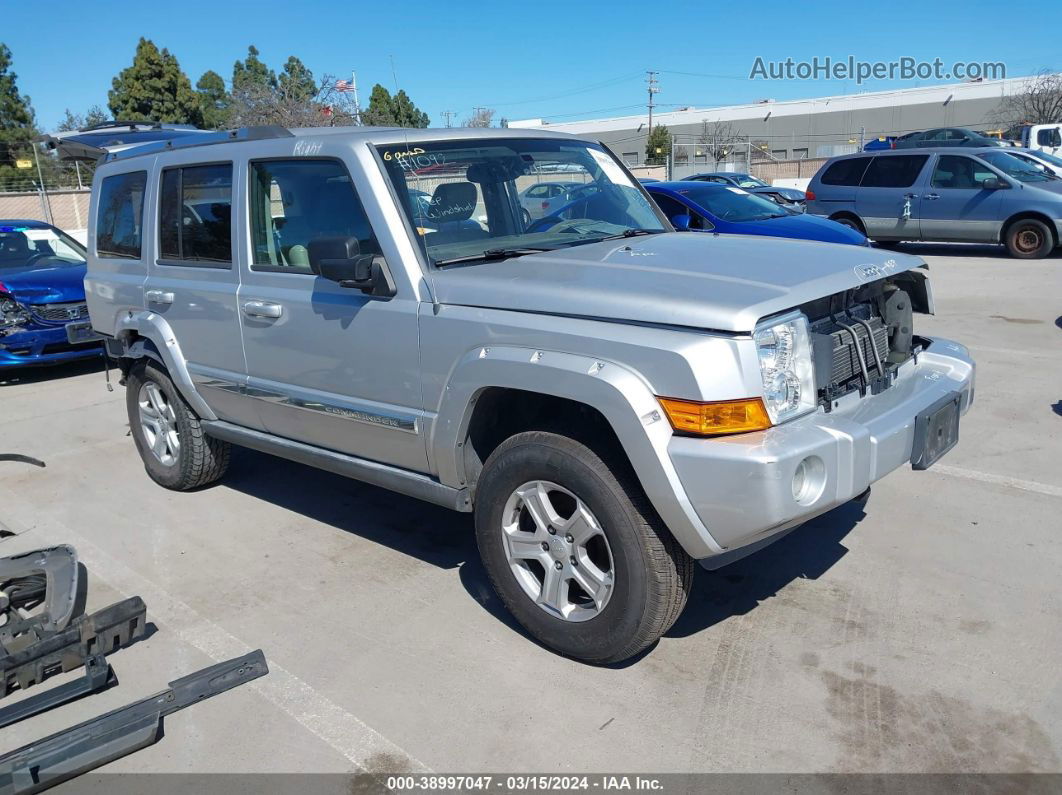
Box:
[144,290,174,305]
[242,300,283,319]
[923,193,940,200]
[903,193,919,199]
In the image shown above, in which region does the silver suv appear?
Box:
[71,125,974,664]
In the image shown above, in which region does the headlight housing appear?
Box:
[754,310,816,424]
[0,293,31,330]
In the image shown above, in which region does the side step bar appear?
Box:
[201,420,472,512]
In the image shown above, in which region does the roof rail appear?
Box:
[39,124,294,163]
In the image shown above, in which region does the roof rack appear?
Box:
[39,124,294,163]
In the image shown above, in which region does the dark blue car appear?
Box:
[0,220,101,369]
[644,182,867,246]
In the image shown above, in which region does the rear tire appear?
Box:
[126,361,230,490]
[1004,219,1054,259]
[474,431,694,664]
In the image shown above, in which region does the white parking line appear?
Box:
[932,464,1062,499]
[1,510,431,775]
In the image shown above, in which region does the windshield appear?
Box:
[377,138,667,265]
[1029,149,1062,168]
[676,185,787,221]
[976,151,1057,183]
[0,225,86,271]
[734,176,768,188]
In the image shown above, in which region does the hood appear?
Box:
[727,213,866,246]
[0,263,88,304]
[751,186,806,201]
[431,232,924,333]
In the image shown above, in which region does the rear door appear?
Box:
[144,154,261,428]
[920,154,1004,241]
[855,154,929,240]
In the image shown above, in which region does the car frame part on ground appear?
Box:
[0,221,102,369]
[681,172,806,209]
[55,123,975,664]
[805,146,1062,257]
[643,181,866,246]
[0,541,267,795]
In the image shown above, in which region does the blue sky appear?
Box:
[4,0,1060,130]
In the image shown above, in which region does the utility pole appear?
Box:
[858,125,865,151]
[646,71,659,136]
[441,110,455,128]
[32,142,53,226]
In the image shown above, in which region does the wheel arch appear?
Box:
[112,311,216,420]
[431,345,724,559]
[828,211,867,236]
[1000,211,1058,246]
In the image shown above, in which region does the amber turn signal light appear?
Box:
[657,397,772,436]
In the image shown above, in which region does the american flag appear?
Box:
[335,79,355,93]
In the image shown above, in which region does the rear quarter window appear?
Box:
[859,155,929,188]
[96,171,147,259]
[820,157,871,186]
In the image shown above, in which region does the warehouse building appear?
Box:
[510,75,1039,176]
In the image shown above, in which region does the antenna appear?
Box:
[646,70,659,136]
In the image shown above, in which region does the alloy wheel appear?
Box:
[137,382,180,466]
[501,480,615,622]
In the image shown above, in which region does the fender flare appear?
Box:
[113,311,217,421]
[430,345,724,558]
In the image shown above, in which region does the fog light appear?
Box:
[791,456,826,505]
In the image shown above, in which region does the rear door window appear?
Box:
[859,155,929,188]
[820,157,871,186]
[96,171,147,259]
[158,164,233,266]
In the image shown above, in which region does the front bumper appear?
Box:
[669,337,975,555]
[0,324,102,368]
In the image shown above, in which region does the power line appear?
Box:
[480,72,643,108]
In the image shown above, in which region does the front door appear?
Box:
[920,154,1004,242]
[237,157,426,473]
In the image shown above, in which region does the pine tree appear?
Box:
[0,43,39,191]
[108,38,203,125]
[196,70,231,129]
[232,46,277,93]
[362,84,430,128]
[278,57,316,104]
[645,124,671,165]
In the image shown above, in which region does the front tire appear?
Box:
[474,431,693,664]
[126,361,230,490]
[1004,219,1054,259]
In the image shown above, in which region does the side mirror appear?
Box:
[671,214,692,231]
[981,177,1010,190]
[307,236,395,297]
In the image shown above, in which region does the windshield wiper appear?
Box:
[434,247,554,267]
[570,229,665,246]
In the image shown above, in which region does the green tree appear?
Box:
[0,43,38,191]
[232,45,276,93]
[278,57,316,104]
[108,38,203,125]
[645,123,671,165]
[362,84,429,127]
[195,70,231,129]
[57,104,109,132]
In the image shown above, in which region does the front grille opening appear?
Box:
[29,302,90,324]
[802,280,919,409]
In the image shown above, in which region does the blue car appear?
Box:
[0,220,101,369]
[643,182,867,246]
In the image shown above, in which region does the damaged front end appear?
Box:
[800,269,933,410]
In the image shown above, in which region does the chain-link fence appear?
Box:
[0,186,91,232]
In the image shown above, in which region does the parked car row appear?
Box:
[806,146,1062,258]
[862,127,1005,151]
